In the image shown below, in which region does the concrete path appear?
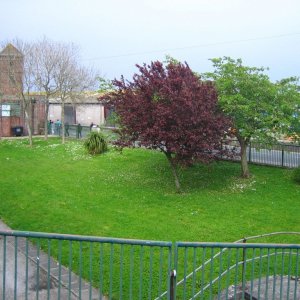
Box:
[0,220,104,300]
[217,276,300,300]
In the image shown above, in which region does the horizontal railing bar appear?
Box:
[222,138,300,149]
[0,230,172,247]
[176,242,300,249]
[242,231,300,241]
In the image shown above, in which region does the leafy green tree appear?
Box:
[97,77,114,93]
[97,77,120,126]
[277,77,300,140]
[205,57,300,178]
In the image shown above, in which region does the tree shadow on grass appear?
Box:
[93,148,242,195]
[179,161,241,193]
[135,151,242,194]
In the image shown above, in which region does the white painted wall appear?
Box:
[48,105,61,123]
[76,104,105,126]
[48,103,105,126]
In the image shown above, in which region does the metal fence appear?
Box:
[48,125,118,141]
[47,125,300,169]
[222,139,300,168]
[173,237,300,299]
[1,230,300,299]
[0,230,172,300]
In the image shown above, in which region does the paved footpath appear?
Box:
[0,220,105,300]
[217,275,300,300]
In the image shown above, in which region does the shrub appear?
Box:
[292,167,300,184]
[84,131,108,155]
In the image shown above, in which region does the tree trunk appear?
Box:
[237,136,250,178]
[24,107,33,147]
[61,102,65,144]
[165,152,181,193]
[21,94,33,147]
[44,98,49,140]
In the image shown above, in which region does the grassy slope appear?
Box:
[0,138,299,244]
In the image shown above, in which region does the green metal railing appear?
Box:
[0,230,172,300]
[172,232,300,300]
[1,230,300,299]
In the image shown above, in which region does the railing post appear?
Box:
[2,236,6,300]
[242,238,247,298]
[170,270,176,300]
[248,142,252,162]
[282,145,284,167]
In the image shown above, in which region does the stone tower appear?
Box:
[0,43,24,137]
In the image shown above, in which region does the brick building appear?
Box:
[0,43,45,137]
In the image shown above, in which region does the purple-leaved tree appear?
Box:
[100,61,230,192]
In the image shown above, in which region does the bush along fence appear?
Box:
[1,230,300,299]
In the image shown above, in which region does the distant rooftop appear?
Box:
[49,91,104,104]
[0,43,23,57]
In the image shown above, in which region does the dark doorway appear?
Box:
[64,105,75,124]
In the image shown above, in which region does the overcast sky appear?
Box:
[1,0,300,82]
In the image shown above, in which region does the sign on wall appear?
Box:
[1,104,11,116]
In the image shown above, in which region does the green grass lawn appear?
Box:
[1,137,300,299]
[0,137,299,244]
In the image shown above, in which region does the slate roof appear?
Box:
[49,92,104,104]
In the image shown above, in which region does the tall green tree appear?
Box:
[205,57,299,178]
